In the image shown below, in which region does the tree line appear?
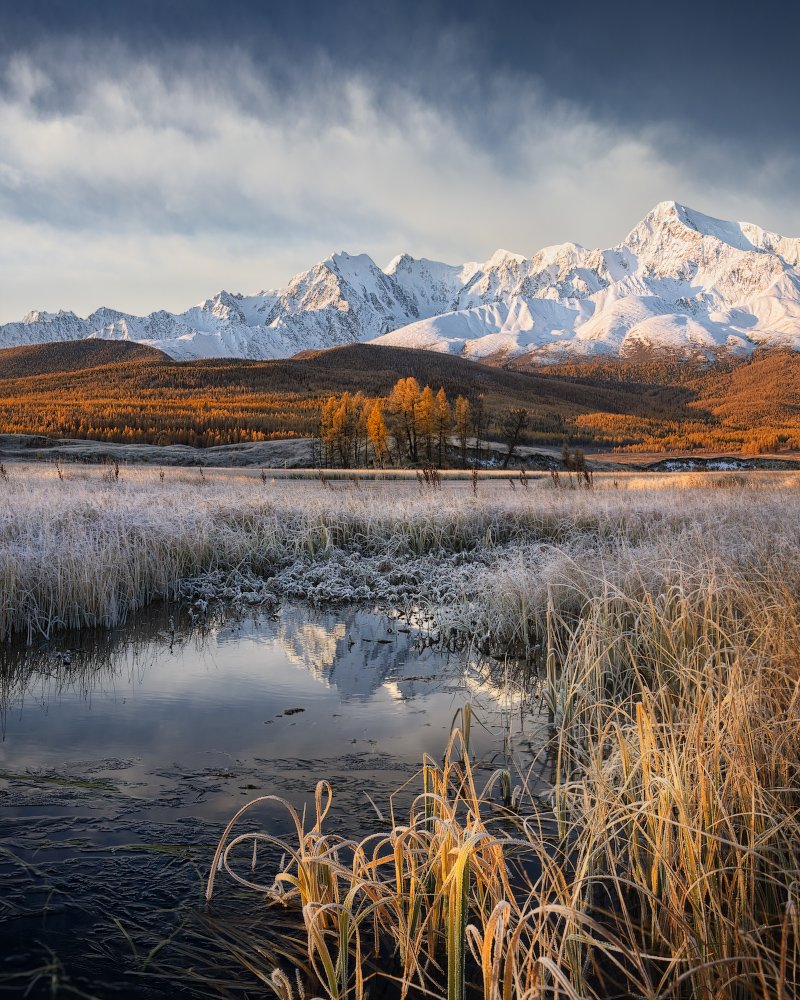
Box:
[1,349,797,457]
[318,377,532,468]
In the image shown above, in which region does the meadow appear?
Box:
[0,463,798,998]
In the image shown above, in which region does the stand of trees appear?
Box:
[317,378,531,468]
[4,346,797,457]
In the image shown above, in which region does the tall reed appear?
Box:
[203,471,800,999]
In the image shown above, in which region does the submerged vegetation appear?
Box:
[1,463,798,996]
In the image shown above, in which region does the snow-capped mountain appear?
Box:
[3,202,800,363]
[375,203,800,361]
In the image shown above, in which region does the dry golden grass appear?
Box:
[198,470,800,999]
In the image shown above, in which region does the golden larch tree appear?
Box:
[434,387,452,467]
[417,385,436,461]
[366,401,389,467]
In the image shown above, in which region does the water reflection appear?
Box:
[1,603,523,723]
[273,607,457,699]
[0,602,545,998]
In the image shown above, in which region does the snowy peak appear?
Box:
[623,200,764,261]
[2,202,800,363]
[375,203,800,362]
[487,248,527,266]
[624,201,703,260]
[384,253,473,317]
[384,252,415,273]
[277,251,411,330]
[22,309,80,325]
[631,200,723,238]
[644,202,797,261]
[626,201,800,265]
[196,291,246,324]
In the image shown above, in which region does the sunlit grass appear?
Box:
[208,647,799,999]
[195,469,800,999]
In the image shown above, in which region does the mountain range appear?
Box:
[3,201,800,364]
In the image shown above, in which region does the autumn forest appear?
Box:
[0,340,798,462]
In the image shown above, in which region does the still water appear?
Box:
[0,603,544,997]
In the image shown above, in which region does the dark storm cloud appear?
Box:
[0,0,797,322]
[3,0,797,148]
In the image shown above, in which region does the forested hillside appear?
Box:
[0,341,797,456]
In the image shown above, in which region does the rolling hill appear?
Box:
[0,340,797,456]
[0,340,167,379]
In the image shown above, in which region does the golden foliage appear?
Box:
[0,342,798,455]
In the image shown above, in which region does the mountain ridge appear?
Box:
[3,202,800,363]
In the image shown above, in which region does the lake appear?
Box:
[0,602,544,997]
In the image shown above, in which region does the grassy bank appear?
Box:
[0,463,798,641]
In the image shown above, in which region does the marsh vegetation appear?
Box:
[0,463,798,997]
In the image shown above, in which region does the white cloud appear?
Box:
[0,49,797,322]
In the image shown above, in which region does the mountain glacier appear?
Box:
[3,201,800,363]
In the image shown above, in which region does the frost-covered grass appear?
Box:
[0,462,798,643]
[2,462,799,996]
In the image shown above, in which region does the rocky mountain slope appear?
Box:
[3,202,799,362]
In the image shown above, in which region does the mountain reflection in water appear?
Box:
[0,602,544,998]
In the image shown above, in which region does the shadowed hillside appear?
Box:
[0,340,168,379]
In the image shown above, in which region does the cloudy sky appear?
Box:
[0,0,798,322]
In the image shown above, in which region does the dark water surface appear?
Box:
[0,603,544,997]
